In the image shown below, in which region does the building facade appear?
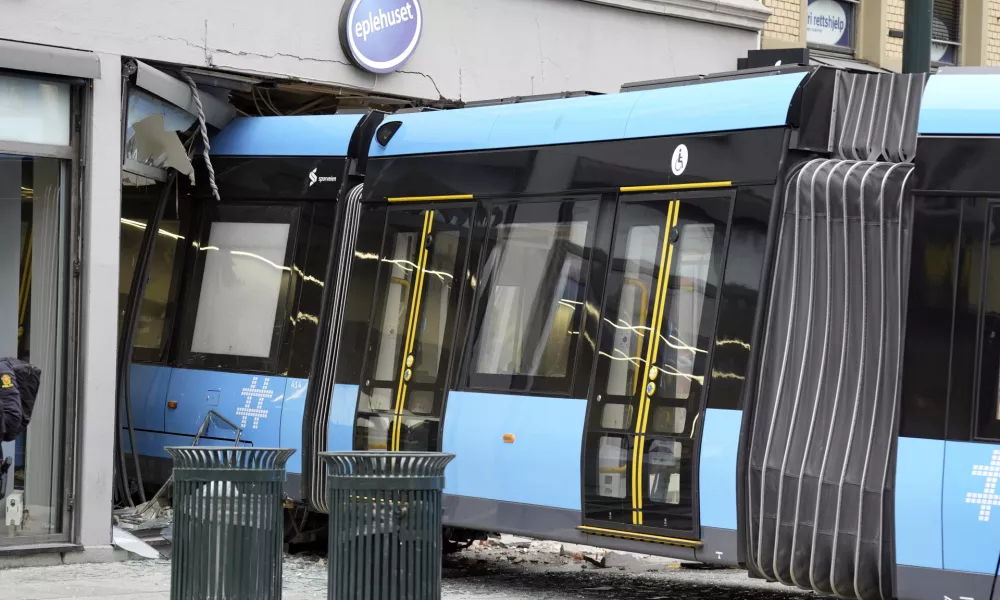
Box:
[0,0,771,560]
[761,0,999,70]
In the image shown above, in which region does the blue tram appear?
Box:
[120,65,1000,600]
[119,111,381,497]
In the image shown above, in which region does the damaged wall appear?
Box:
[0,0,759,101]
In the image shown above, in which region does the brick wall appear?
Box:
[762,0,802,43]
[886,0,905,59]
[989,1,1000,65]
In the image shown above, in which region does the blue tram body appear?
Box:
[120,66,1000,600]
[121,112,378,495]
[891,69,1000,600]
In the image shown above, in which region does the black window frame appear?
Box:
[174,201,303,375]
[459,195,601,397]
[931,0,961,67]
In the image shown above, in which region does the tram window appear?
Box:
[412,228,464,381]
[649,406,687,435]
[597,435,629,499]
[355,413,392,451]
[356,226,422,415]
[644,439,682,505]
[600,404,634,430]
[658,223,715,400]
[189,221,292,359]
[118,185,186,362]
[606,224,661,399]
[119,214,183,361]
[468,199,598,394]
[976,204,1000,441]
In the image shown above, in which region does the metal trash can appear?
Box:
[167,447,295,600]
[322,452,455,600]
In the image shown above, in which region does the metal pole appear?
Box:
[902,0,933,73]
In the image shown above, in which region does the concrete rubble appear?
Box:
[1,534,816,599]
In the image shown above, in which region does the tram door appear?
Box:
[354,205,473,452]
[581,192,728,539]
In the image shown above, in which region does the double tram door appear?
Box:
[353,204,473,453]
[581,191,729,542]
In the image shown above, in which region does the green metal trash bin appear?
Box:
[167,447,295,600]
[322,452,455,600]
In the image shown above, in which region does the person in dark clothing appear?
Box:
[0,357,41,499]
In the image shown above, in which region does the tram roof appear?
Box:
[369,71,809,157]
[210,114,366,157]
[918,68,1000,136]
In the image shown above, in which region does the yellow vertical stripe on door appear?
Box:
[635,201,680,519]
[391,211,433,450]
[394,215,435,450]
[631,201,677,523]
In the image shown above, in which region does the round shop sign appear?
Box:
[340,0,423,74]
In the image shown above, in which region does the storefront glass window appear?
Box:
[932,0,961,65]
[0,155,69,541]
[0,75,70,146]
[0,72,75,544]
[806,0,856,50]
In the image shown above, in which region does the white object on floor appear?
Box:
[112,526,161,559]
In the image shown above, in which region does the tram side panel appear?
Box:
[895,193,1000,600]
[122,196,340,497]
[434,184,771,564]
[342,67,823,562]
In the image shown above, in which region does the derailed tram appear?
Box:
[119,62,1000,600]
[336,63,919,599]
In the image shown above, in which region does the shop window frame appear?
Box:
[931,0,962,67]
[0,68,84,548]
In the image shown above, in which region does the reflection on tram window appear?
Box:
[357,387,394,414]
[411,229,463,381]
[190,222,291,358]
[471,200,596,391]
[369,230,421,387]
[405,390,435,415]
[645,438,682,505]
[976,205,1000,441]
[597,435,628,499]
[649,406,687,435]
[355,413,392,450]
[657,223,715,400]
[600,402,634,430]
[399,417,439,450]
[606,224,661,398]
[118,217,181,354]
